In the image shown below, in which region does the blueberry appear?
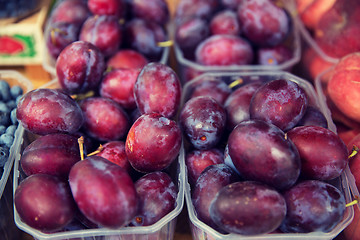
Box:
[10,108,17,125]
[0,146,9,167]
[0,80,11,102]
[10,85,23,99]
[6,100,16,110]
[0,102,9,113]
[0,125,5,135]
[5,125,17,136]
[0,112,9,126]
[0,133,14,148]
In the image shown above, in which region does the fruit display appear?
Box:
[173,0,301,82]
[43,0,170,76]
[13,61,185,239]
[181,71,354,239]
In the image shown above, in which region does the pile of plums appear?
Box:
[181,73,351,236]
[45,0,169,64]
[174,0,297,81]
[14,57,183,235]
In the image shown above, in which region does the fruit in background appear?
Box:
[300,47,334,81]
[69,156,138,228]
[228,120,301,190]
[100,68,141,110]
[175,0,218,21]
[79,15,122,57]
[80,97,130,142]
[16,88,84,135]
[175,17,209,60]
[130,0,169,26]
[180,96,227,150]
[106,49,148,70]
[209,181,286,235]
[125,113,182,173]
[87,0,125,18]
[131,171,177,226]
[20,134,81,179]
[287,125,348,181]
[95,141,131,173]
[183,67,203,83]
[209,10,241,36]
[250,79,308,131]
[347,134,360,191]
[237,0,290,47]
[134,62,181,119]
[195,34,254,66]
[343,206,360,240]
[124,19,166,61]
[192,164,239,231]
[188,79,231,106]
[327,52,360,122]
[45,22,80,59]
[224,81,262,130]
[50,0,90,25]
[257,45,293,67]
[185,148,224,184]
[14,174,76,232]
[295,0,336,30]
[314,0,360,59]
[220,0,243,10]
[280,180,346,233]
[337,122,360,146]
[296,105,328,128]
[56,41,105,94]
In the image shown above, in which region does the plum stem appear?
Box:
[87,144,104,157]
[157,40,173,47]
[228,78,243,89]
[345,199,358,208]
[71,91,95,101]
[349,145,359,159]
[78,136,85,160]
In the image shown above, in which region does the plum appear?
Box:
[79,15,122,57]
[296,105,328,128]
[14,174,76,232]
[87,0,126,18]
[69,156,138,228]
[56,41,105,94]
[130,0,169,26]
[257,45,293,67]
[20,133,81,179]
[188,79,231,106]
[100,68,141,110]
[237,0,290,47]
[175,0,218,21]
[195,35,254,66]
[95,141,131,172]
[131,171,177,226]
[125,113,182,173]
[280,180,346,233]
[50,0,90,25]
[228,120,301,190]
[249,79,308,131]
[106,49,148,70]
[192,164,239,231]
[287,125,349,180]
[16,88,84,135]
[134,62,181,119]
[209,181,286,235]
[80,97,130,142]
[209,10,241,36]
[180,96,227,150]
[185,148,224,184]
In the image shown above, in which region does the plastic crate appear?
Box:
[13,79,185,240]
[0,70,33,240]
[173,1,302,82]
[182,71,355,240]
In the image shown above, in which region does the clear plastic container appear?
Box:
[314,67,360,211]
[0,70,33,240]
[182,71,355,240]
[13,79,185,240]
[173,1,302,82]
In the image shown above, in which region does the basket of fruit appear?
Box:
[173,0,301,82]
[179,70,355,240]
[13,60,185,240]
[42,0,171,76]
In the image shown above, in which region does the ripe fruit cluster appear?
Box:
[182,73,351,235]
[174,0,296,82]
